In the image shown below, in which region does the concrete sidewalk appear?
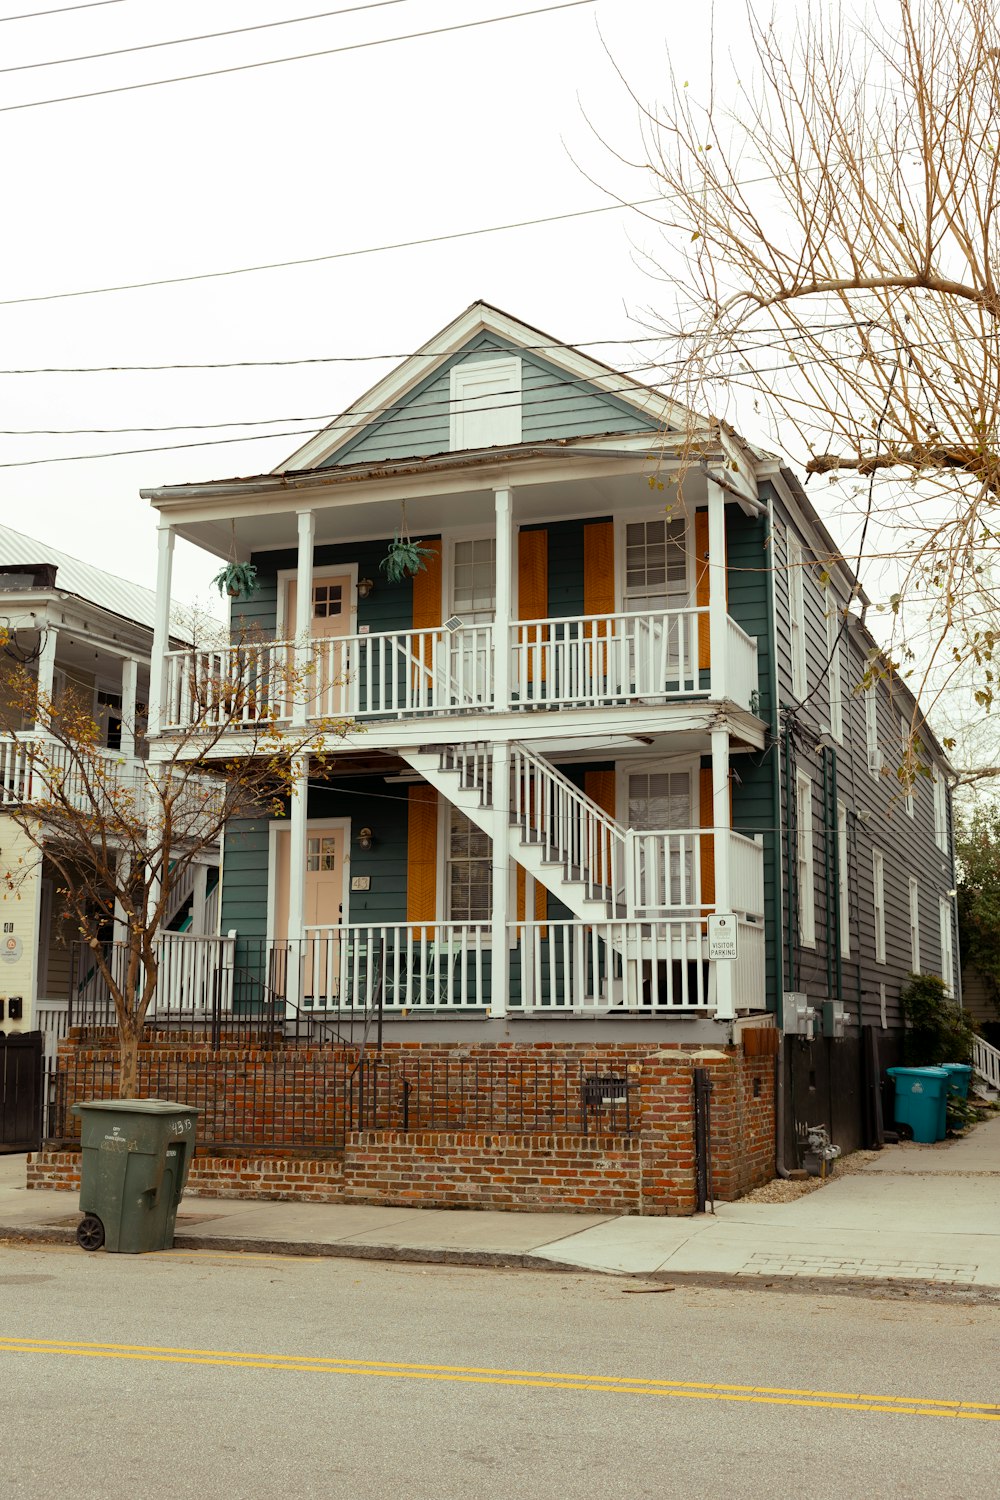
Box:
[2,1117,998,1291]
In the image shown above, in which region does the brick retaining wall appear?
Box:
[30,1039,776,1215]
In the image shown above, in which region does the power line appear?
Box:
[0,321,866,374]
[0,0,597,115]
[0,0,122,20]
[0,1,410,76]
[0,196,663,308]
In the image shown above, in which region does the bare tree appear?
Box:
[616,0,1000,755]
[1,637,348,1095]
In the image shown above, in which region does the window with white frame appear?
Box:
[901,716,914,816]
[449,357,521,450]
[624,518,689,611]
[788,536,806,698]
[873,849,886,963]
[933,771,948,852]
[940,896,954,995]
[451,537,496,622]
[446,806,492,923]
[865,683,880,774]
[837,801,850,958]
[796,772,815,946]
[826,591,843,742]
[909,877,921,973]
[627,767,695,906]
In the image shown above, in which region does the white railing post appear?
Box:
[287,754,310,1010]
[293,510,315,728]
[147,525,174,739]
[707,480,728,700]
[624,830,638,919]
[711,724,734,1019]
[494,486,513,711]
[490,740,511,1017]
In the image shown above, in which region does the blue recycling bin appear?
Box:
[940,1064,973,1101]
[886,1067,949,1143]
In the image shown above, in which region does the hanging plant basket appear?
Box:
[380,532,436,583]
[211,560,259,600]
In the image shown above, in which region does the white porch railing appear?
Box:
[725,616,760,713]
[0,734,144,812]
[623,828,765,921]
[297,922,491,1009]
[152,932,235,1013]
[511,608,703,707]
[973,1034,1000,1092]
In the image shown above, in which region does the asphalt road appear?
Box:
[2,1243,998,1499]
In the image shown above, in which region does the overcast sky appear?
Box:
[0,0,841,614]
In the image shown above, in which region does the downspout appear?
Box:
[830,747,843,1005]
[766,492,792,1178]
[822,749,833,1000]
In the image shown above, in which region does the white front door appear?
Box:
[273,822,349,1003]
[449,537,495,703]
[625,767,696,909]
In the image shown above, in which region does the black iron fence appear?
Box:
[44,1052,637,1154]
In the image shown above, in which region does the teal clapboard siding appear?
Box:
[726,507,780,1010]
[220,781,412,938]
[320,333,660,468]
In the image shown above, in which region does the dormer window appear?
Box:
[449,356,521,450]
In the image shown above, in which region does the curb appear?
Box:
[4,1221,1000,1304]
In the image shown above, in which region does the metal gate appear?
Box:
[693,1066,715,1214]
[0,1032,43,1153]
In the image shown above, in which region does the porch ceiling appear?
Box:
[162,463,714,561]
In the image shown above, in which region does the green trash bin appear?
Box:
[886,1067,949,1143]
[940,1064,973,1101]
[71,1099,200,1254]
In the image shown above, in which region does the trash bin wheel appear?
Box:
[77,1214,105,1252]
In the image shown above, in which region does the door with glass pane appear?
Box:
[623,519,691,692]
[285,574,353,718]
[449,537,495,703]
[626,768,696,911]
[273,824,348,1004]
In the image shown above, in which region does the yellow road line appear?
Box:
[0,1338,996,1422]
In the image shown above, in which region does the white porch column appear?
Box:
[493,486,513,711]
[191,862,209,936]
[711,723,734,1020]
[34,622,58,733]
[293,510,315,729]
[707,480,728,701]
[120,656,139,760]
[287,754,310,1009]
[113,855,131,946]
[146,525,175,738]
[490,740,511,1017]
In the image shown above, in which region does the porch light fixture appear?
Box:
[356,826,375,851]
[357,577,375,599]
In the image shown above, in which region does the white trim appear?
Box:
[901,715,914,816]
[865,683,880,776]
[795,771,815,947]
[909,876,920,972]
[615,754,700,829]
[275,562,359,639]
[276,302,693,473]
[933,770,948,852]
[788,534,806,699]
[826,588,843,743]
[837,800,850,959]
[266,815,352,943]
[939,895,954,995]
[614,505,694,614]
[444,528,498,622]
[873,848,886,964]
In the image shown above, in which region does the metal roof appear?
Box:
[0,522,161,634]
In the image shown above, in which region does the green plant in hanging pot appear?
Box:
[211,560,259,599]
[380,533,436,583]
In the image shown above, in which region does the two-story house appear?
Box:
[138,302,959,1164]
[0,526,220,1057]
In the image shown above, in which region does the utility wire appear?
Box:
[0,0,121,20]
[0,1,411,74]
[0,0,598,115]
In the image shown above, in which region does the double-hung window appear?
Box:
[940,896,954,995]
[837,801,850,958]
[826,591,843,742]
[865,684,880,774]
[901,716,914,816]
[624,518,689,611]
[933,772,948,853]
[447,807,492,923]
[909,878,921,972]
[796,772,815,946]
[873,849,886,963]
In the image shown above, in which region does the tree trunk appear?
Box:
[118,1026,140,1099]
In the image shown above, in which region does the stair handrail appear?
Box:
[973,1033,1000,1093]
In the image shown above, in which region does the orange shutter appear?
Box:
[406,784,438,934]
[516,867,547,925]
[518,528,548,682]
[699,765,716,909]
[585,769,617,887]
[694,508,728,673]
[583,522,615,616]
[410,538,442,692]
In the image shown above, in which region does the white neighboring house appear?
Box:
[0,525,219,1056]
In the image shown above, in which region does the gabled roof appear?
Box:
[276,301,693,473]
[0,522,161,634]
